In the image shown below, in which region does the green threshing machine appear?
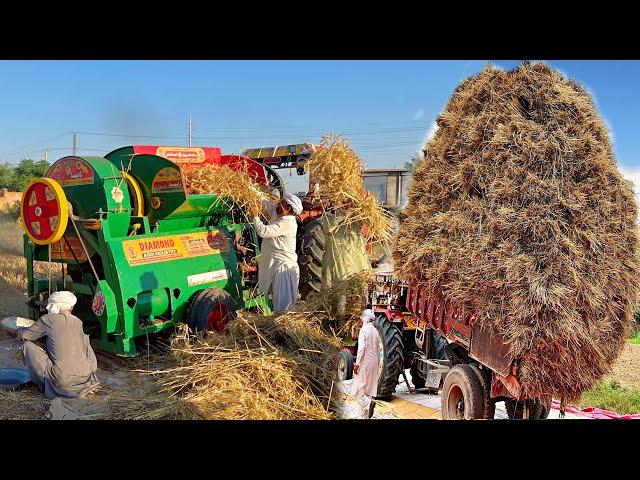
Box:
[20,145,282,356]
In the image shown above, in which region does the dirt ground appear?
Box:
[604,343,640,389]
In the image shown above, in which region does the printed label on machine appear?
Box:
[47,157,94,186]
[151,167,184,193]
[187,269,228,286]
[51,234,90,261]
[122,231,229,266]
[156,146,206,165]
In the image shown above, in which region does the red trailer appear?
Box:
[404,285,552,419]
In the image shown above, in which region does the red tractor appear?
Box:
[335,268,448,398]
[336,267,552,419]
[243,144,411,300]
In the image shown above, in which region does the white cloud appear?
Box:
[412,108,424,121]
[619,167,640,223]
[420,120,439,149]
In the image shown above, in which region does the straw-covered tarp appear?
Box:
[392,62,640,400]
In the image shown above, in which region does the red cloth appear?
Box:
[551,400,640,419]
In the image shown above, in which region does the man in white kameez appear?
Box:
[351,309,383,419]
[250,193,303,313]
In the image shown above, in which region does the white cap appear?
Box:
[361,309,376,324]
[46,291,77,314]
[284,193,303,216]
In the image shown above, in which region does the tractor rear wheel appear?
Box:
[336,348,354,381]
[188,288,237,334]
[505,398,551,420]
[441,364,486,419]
[298,217,326,299]
[374,316,405,399]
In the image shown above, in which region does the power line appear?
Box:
[355,141,421,150]
[0,132,71,161]
[0,132,69,158]
[74,131,185,140]
[185,119,432,132]
[74,125,429,142]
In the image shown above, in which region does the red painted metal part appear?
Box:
[373,308,404,324]
[131,145,270,187]
[22,182,60,241]
[298,208,323,224]
[131,145,221,165]
[406,285,520,399]
[207,304,231,334]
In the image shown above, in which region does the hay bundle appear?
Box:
[183,163,278,219]
[307,134,393,246]
[107,311,341,420]
[304,269,373,337]
[392,62,640,400]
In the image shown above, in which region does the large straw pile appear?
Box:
[393,62,640,400]
[184,163,278,220]
[306,134,393,246]
[105,311,341,420]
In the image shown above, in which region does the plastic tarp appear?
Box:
[551,400,640,419]
[321,212,370,287]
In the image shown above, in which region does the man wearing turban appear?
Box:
[16,291,100,399]
[250,193,303,313]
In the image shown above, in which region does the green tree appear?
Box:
[404,152,422,175]
[0,163,13,189]
[10,158,50,191]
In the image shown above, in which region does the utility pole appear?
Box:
[72,132,78,156]
[188,115,192,147]
[43,148,48,163]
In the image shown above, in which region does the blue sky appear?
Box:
[1,60,639,193]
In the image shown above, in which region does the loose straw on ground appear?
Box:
[101,310,342,420]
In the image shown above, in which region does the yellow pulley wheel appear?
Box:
[123,171,144,217]
[21,178,69,245]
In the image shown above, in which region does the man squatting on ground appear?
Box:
[16,291,100,399]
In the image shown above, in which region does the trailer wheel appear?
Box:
[188,288,237,334]
[505,398,551,420]
[374,316,405,399]
[297,217,325,299]
[337,349,354,381]
[469,364,495,419]
[441,364,486,420]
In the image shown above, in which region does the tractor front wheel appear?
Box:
[336,348,354,381]
[374,316,405,399]
[188,288,237,334]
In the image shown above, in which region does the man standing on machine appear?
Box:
[251,193,304,313]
